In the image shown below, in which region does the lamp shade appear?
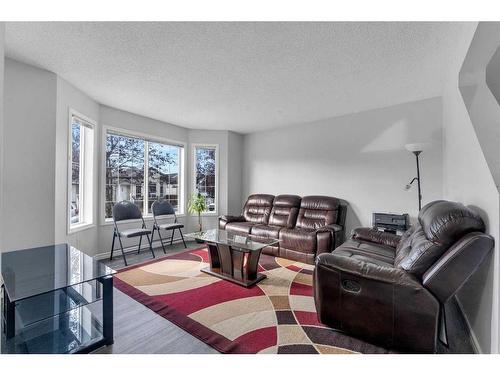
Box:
[405,142,430,153]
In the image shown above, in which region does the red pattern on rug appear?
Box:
[113,247,390,354]
[155,279,264,316]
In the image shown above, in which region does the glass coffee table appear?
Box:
[187,229,279,287]
[1,243,116,354]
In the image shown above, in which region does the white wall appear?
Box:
[55,77,101,254]
[3,58,57,251]
[443,80,500,353]
[242,97,443,234]
[227,131,244,214]
[0,23,5,261]
[443,22,500,354]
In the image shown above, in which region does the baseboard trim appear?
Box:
[454,295,482,354]
[94,237,196,260]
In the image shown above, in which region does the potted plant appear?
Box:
[188,193,207,233]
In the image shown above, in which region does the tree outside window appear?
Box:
[105,131,182,219]
[194,146,217,213]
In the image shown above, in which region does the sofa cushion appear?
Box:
[332,248,395,268]
[251,224,281,239]
[225,221,256,235]
[242,194,275,224]
[336,239,396,264]
[279,228,316,253]
[279,248,315,264]
[269,195,301,228]
[296,196,340,229]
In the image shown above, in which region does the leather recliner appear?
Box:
[313,200,494,353]
[219,194,347,264]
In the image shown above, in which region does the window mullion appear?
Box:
[144,141,149,215]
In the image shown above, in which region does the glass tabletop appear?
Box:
[186,229,279,252]
[1,243,116,302]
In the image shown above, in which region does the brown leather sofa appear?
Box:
[219,194,347,264]
[313,200,494,353]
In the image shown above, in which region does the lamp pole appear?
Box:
[414,151,422,211]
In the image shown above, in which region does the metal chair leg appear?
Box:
[146,234,155,259]
[156,227,167,254]
[170,229,175,245]
[137,235,143,254]
[110,232,116,261]
[117,235,128,266]
[179,229,187,248]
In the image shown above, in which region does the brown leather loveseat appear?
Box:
[219,194,347,264]
[313,200,494,353]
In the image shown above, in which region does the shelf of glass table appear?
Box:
[9,280,102,330]
[2,302,104,354]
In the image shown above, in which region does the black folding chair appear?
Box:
[110,200,155,266]
[151,199,187,252]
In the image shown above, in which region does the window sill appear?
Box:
[68,222,95,235]
[198,212,219,217]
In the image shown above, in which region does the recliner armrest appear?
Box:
[316,252,419,287]
[351,227,401,249]
[219,215,246,223]
[315,224,344,253]
[316,224,343,233]
[218,215,246,230]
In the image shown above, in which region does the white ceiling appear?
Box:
[5,22,473,133]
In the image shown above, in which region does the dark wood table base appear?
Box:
[202,242,267,288]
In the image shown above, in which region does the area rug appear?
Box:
[113,247,389,354]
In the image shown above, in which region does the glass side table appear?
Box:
[1,243,116,354]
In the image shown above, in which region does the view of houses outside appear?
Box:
[71,121,81,224]
[195,146,216,212]
[105,133,180,218]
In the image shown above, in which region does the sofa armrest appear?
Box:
[218,215,246,229]
[316,251,418,287]
[313,251,439,352]
[219,215,245,223]
[351,227,401,249]
[315,224,344,254]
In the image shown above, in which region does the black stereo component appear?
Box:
[372,212,410,234]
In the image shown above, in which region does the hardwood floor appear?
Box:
[94,240,217,354]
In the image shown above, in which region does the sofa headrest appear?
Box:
[273,195,301,208]
[246,194,275,207]
[301,196,340,211]
[418,200,485,245]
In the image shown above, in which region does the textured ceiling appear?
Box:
[5,22,473,133]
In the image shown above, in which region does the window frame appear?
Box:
[192,143,219,216]
[67,109,96,234]
[100,125,186,224]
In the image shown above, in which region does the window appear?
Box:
[69,112,95,231]
[104,130,184,219]
[193,145,218,213]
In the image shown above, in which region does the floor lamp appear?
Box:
[404,143,429,211]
